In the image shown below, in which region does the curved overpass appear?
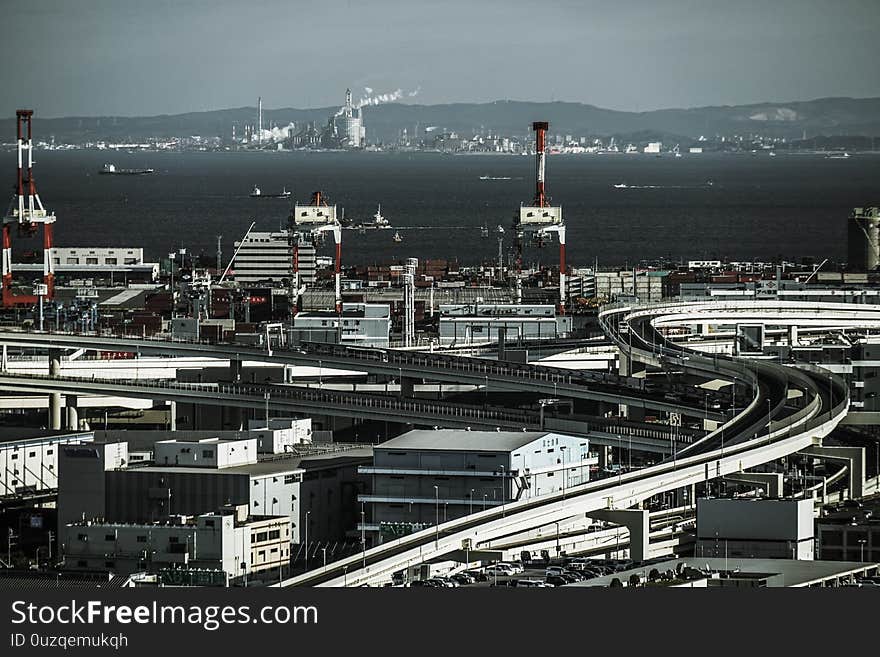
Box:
[274,300,867,586]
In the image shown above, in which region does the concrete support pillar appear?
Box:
[65,395,79,431]
[48,349,62,430]
[229,358,243,383]
[674,484,696,508]
[168,400,177,431]
[802,445,866,500]
[723,471,784,498]
[595,445,611,470]
[587,509,650,563]
[788,325,799,346]
[400,376,415,398]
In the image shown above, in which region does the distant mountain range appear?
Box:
[4,97,880,144]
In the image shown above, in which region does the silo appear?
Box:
[847,207,880,272]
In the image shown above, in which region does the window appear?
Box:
[105,561,115,569]
[28,452,35,457]
[124,258,137,265]
[255,532,268,542]
[268,530,280,540]
[168,536,179,544]
[105,258,117,265]
[86,257,98,265]
[66,258,79,265]
[104,534,115,541]
[10,454,17,460]
[204,520,215,528]
[136,536,147,543]
[77,560,88,568]
[201,450,214,458]
[77,534,88,541]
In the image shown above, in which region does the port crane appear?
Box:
[2,110,56,308]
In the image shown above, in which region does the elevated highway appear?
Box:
[269,301,866,586]
[0,330,723,419]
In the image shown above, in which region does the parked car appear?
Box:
[545,575,569,587]
[451,573,475,585]
[465,569,489,582]
[500,561,524,574]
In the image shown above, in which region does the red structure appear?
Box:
[533,120,548,207]
[513,121,567,314]
[2,110,56,308]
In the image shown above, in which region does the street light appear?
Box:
[304,511,310,572]
[322,547,327,568]
[560,446,567,499]
[858,539,867,562]
[499,465,506,517]
[434,485,439,547]
[360,502,366,571]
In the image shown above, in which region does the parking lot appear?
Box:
[401,556,666,588]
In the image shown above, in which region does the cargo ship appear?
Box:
[99,163,154,175]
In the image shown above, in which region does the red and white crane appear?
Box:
[2,110,56,308]
[513,121,567,314]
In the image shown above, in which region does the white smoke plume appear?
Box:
[354,87,420,109]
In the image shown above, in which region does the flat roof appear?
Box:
[567,558,880,588]
[129,447,373,477]
[377,430,575,453]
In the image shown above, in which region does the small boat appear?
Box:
[251,185,291,198]
[480,224,489,238]
[826,152,851,159]
[769,151,777,157]
[392,231,403,243]
[613,183,629,189]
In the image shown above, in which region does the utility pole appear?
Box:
[216,235,223,273]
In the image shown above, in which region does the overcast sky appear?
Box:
[3,0,879,117]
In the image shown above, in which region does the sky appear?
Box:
[2,0,880,117]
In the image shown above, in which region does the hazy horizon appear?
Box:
[4,0,879,118]
[14,93,880,121]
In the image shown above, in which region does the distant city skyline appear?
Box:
[3,0,879,118]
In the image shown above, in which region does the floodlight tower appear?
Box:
[289,191,342,317]
[2,110,56,308]
[512,121,566,314]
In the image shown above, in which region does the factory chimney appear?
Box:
[258,97,263,145]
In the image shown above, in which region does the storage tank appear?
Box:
[847,207,880,272]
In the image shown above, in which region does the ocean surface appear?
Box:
[18,149,880,268]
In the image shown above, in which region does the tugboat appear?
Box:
[250,185,262,197]
[392,231,403,243]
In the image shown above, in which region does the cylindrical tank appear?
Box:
[847,207,880,272]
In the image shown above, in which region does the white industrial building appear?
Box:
[57,435,370,547]
[359,430,597,544]
[438,303,571,345]
[0,431,93,498]
[595,270,664,303]
[52,247,144,266]
[291,302,391,347]
[231,230,316,285]
[62,506,290,579]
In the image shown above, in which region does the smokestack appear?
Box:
[258,97,263,145]
[532,121,548,207]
